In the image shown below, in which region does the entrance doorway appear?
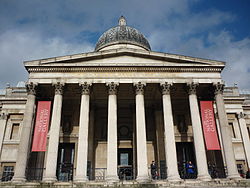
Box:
[56,143,75,181]
[118,148,133,180]
[176,142,197,179]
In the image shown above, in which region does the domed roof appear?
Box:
[95,16,151,51]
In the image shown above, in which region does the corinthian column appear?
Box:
[237,112,250,168]
[214,83,240,179]
[106,82,119,182]
[12,82,37,182]
[43,82,64,182]
[75,82,91,182]
[187,83,211,181]
[135,82,149,182]
[161,83,180,181]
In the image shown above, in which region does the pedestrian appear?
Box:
[151,161,157,180]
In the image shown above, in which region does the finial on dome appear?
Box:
[118,16,126,26]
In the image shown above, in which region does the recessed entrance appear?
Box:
[176,142,197,179]
[56,143,75,181]
[118,148,133,180]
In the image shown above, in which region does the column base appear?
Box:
[227,173,242,180]
[106,175,119,183]
[136,175,150,183]
[43,176,57,183]
[74,176,89,183]
[197,174,211,181]
[12,176,26,183]
[167,175,182,182]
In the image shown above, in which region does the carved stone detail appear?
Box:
[135,82,145,95]
[161,83,172,95]
[214,82,224,95]
[54,82,64,95]
[80,82,91,95]
[187,82,198,95]
[26,82,37,95]
[237,112,246,119]
[0,112,8,120]
[107,82,118,95]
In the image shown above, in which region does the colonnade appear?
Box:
[12,82,241,183]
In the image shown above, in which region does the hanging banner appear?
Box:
[200,101,221,150]
[31,101,51,152]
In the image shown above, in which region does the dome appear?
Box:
[95,16,151,51]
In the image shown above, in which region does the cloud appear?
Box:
[0,30,93,87]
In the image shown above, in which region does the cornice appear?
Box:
[27,66,222,73]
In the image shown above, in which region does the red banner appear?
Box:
[32,101,51,152]
[200,101,221,150]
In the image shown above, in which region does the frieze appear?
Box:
[27,67,222,73]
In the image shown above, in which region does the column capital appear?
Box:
[237,112,246,119]
[161,82,172,95]
[80,82,91,95]
[213,82,225,95]
[134,82,145,95]
[187,82,198,95]
[0,112,8,120]
[26,82,37,95]
[53,82,64,95]
[107,82,118,95]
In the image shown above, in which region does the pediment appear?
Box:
[24,48,225,71]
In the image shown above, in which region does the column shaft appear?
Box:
[75,83,91,182]
[188,83,210,181]
[43,83,63,182]
[161,83,180,181]
[135,83,149,182]
[238,113,250,168]
[214,83,240,179]
[12,83,36,182]
[106,83,119,182]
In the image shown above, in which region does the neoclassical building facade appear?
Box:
[0,17,250,186]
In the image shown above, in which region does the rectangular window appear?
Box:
[229,122,236,138]
[1,166,14,181]
[10,123,19,140]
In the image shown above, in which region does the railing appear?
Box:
[118,166,134,180]
[26,168,44,181]
[57,163,74,181]
[0,172,14,182]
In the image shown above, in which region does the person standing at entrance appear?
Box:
[186,161,195,178]
[151,161,157,179]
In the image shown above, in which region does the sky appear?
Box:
[0,0,250,89]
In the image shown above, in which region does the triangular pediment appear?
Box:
[24,48,225,68]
